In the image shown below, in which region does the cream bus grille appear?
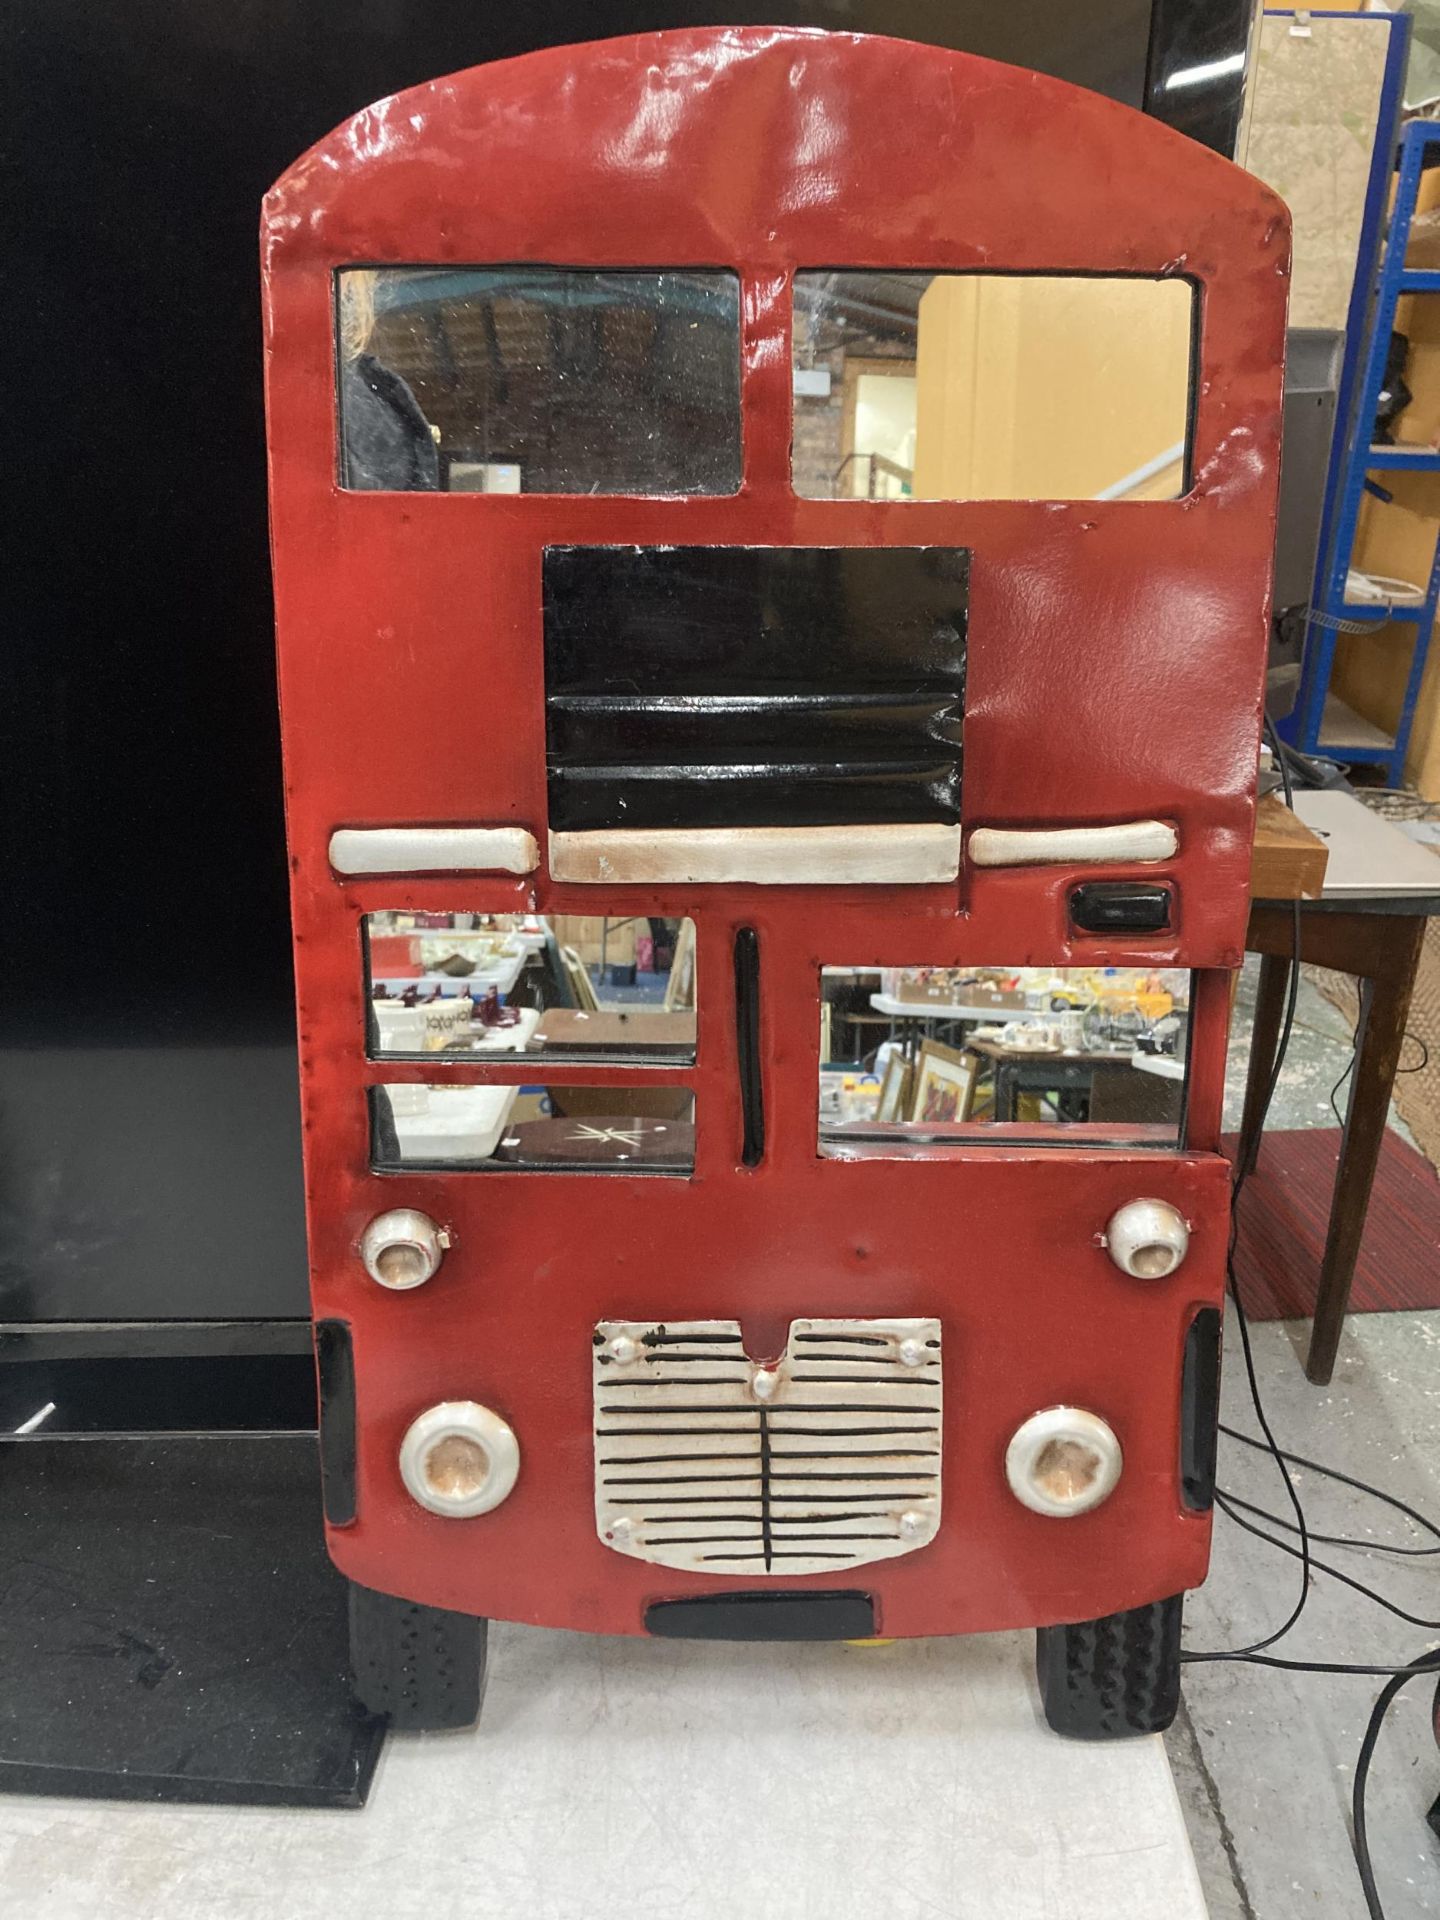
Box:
[593,1317,942,1576]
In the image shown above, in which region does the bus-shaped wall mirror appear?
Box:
[263,27,1288,1739]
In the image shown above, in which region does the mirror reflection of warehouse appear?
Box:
[352,267,742,493]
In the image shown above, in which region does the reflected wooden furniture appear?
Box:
[536,1009,697,1054]
[663,919,698,1010]
[866,990,1038,1068]
[964,1038,1149,1125]
[496,1116,695,1167]
[558,946,601,1010]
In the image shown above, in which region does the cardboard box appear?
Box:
[964,987,1027,1011]
[369,934,421,975]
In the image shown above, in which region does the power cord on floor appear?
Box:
[1356,1657,1440,1919]
[1220,1484,1439,1557]
[1219,1423,1440,1557]
[1214,1490,1440,1630]
[1179,720,1440,1917]
[1211,1430,1440,1919]
[1185,718,1311,1663]
[1178,1251,1313,1659]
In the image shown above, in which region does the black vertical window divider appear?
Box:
[734,927,765,1168]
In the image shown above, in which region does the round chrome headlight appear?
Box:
[1005,1407,1123,1518]
[399,1401,520,1518]
[360,1209,448,1290]
[1104,1199,1189,1280]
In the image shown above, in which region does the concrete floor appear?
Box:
[1170,956,1440,1917]
[0,1629,1208,1920]
[1170,1309,1440,1919]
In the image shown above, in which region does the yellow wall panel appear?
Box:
[913,276,1191,501]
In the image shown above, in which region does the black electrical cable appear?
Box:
[1214,1403,1440,1920]
[1228,1649,1440,1679]
[1206,1458,1440,1920]
[1181,1262,1315,1660]
[1183,718,1313,1662]
[1123,727,1440,1912]
[1329,1025,1428,1127]
[1234,722,1303,1187]
[1187,732,1435,1651]
[1220,1423,1440,1556]
[1181,728,1440,1916]
[1354,1654,1440,1920]
[1209,1493,1440,1914]
[1214,1490,1440,1629]
[1221,1485,1440,1558]
[1330,1050,1353,1128]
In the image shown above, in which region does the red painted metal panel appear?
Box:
[263,28,1287,1633]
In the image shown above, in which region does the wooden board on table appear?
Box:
[1292,789,1440,900]
[1250,793,1328,901]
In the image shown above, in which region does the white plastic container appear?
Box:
[391,1085,520,1162]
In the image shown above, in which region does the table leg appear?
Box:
[1237,952,1291,1179]
[1307,915,1427,1384]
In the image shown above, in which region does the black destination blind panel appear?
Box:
[542,545,968,833]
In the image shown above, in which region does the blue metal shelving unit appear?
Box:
[1289,118,1440,780]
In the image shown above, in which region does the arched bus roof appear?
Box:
[263,26,1288,292]
[261,25,1290,960]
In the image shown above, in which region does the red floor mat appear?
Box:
[1221,1129,1440,1320]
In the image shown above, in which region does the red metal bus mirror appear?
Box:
[263,27,1287,1737]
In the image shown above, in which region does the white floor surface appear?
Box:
[0,1624,1206,1920]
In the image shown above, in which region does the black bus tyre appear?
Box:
[348,1580,487,1731]
[1035,1594,1183,1739]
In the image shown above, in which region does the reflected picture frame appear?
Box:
[909,1039,978,1126]
[876,1052,913,1124]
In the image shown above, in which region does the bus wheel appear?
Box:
[1035,1594,1182,1739]
[348,1581,487,1730]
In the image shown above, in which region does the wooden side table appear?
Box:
[1240,790,1438,1384]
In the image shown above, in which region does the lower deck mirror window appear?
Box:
[819,966,1190,1151]
[370,1084,695,1173]
[365,913,696,1062]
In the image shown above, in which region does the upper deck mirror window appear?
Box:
[337,268,742,495]
[792,272,1194,502]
